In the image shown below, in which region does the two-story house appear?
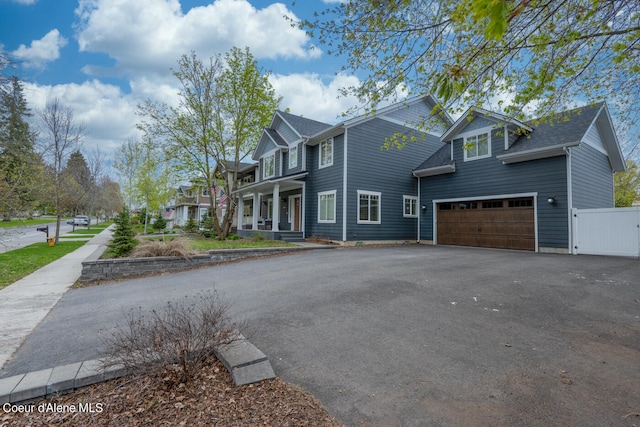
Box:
[234,95,451,242]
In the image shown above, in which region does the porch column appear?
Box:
[252,192,259,230]
[237,196,244,231]
[272,183,280,232]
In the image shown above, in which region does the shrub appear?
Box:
[152,213,167,231]
[183,218,199,233]
[108,208,137,257]
[130,238,193,258]
[101,291,244,383]
[227,234,240,240]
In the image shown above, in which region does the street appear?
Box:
[0,221,75,254]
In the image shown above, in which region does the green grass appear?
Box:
[0,217,68,228]
[0,240,87,290]
[65,224,110,235]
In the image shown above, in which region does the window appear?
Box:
[509,198,533,208]
[482,200,503,209]
[403,196,418,217]
[320,138,333,168]
[464,132,490,161]
[358,191,381,224]
[438,203,456,210]
[459,202,477,209]
[289,144,298,169]
[201,187,210,197]
[263,153,275,178]
[318,190,336,223]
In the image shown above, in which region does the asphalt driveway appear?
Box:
[2,245,639,426]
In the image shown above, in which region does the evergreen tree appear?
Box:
[0,76,40,219]
[152,212,167,231]
[109,208,137,257]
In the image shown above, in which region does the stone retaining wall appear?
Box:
[79,247,309,283]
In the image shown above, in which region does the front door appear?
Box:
[290,195,302,231]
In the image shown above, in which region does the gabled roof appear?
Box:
[497,103,625,171]
[441,107,532,143]
[276,111,333,138]
[308,94,452,144]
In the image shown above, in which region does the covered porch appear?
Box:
[233,173,307,241]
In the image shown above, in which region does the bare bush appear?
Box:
[130,237,193,259]
[101,291,244,383]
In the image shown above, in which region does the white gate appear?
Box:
[572,207,640,257]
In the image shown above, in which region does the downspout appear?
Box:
[342,131,348,242]
[565,146,573,254]
[416,174,421,243]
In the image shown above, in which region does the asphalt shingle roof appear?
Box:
[277,111,333,137]
[413,144,451,171]
[505,103,604,153]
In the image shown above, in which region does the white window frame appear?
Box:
[263,152,275,178]
[403,195,418,218]
[319,138,333,169]
[357,190,381,224]
[463,129,491,161]
[289,144,298,169]
[318,190,336,223]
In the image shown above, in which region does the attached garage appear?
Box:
[435,197,536,251]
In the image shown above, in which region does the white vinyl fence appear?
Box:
[571,207,640,258]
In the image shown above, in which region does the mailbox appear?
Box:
[36,225,49,240]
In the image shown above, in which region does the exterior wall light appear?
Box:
[547,196,556,205]
[421,205,427,211]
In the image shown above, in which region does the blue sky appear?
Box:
[0,0,359,160]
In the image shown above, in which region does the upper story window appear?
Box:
[463,131,491,161]
[263,153,275,179]
[202,187,210,197]
[289,144,298,169]
[320,138,333,168]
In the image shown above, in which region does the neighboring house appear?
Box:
[413,102,626,253]
[166,181,213,227]
[234,95,452,242]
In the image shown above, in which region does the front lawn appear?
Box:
[186,235,294,251]
[0,240,87,289]
[0,217,65,228]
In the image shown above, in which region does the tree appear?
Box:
[302,0,640,155]
[138,48,279,239]
[38,98,84,242]
[108,207,136,257]
[95,175,123,220]
[64,150,91,215]
[0,76,41,219]
[113,138,143,210]
[614,159,640,207]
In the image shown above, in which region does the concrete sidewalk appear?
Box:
[0,226,114,370]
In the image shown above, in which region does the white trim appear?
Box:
[504,125,509,151]
[319,138,334,169]
[288,195,302,229]
[432,192,539,251]
[301,182,306,238]
[412,163,455,177]
[342,130,348,241]
[497,142,579,164]
[357,190,382,224]
[462,128,491,161]
[403,195,418,218]
[279,150,283,176]
[417,177,421,242]
[318,190,337,223]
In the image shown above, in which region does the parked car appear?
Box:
[73,215,89,226]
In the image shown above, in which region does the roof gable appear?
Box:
[441,108,532,143]
[276,111,332,139]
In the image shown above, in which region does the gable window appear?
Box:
[464,132,491,161]
[318,190,336,223]
[289,144,298,169]
[320,138,333,168]
[358,190,381,224]
[263,153,275,179]
[403,196,418,218]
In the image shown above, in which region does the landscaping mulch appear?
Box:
[1,357,344,426]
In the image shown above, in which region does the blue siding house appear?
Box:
[414,103,626,253]
[234,95,451,243]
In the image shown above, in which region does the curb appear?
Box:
[0,336,274,405]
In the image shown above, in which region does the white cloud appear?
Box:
[11,0,38,4]
[12,29,67,69]
[75,0,319,80]
[24,80,141,157]
[270,72,362,124]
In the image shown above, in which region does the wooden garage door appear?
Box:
[437,198,535,250]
